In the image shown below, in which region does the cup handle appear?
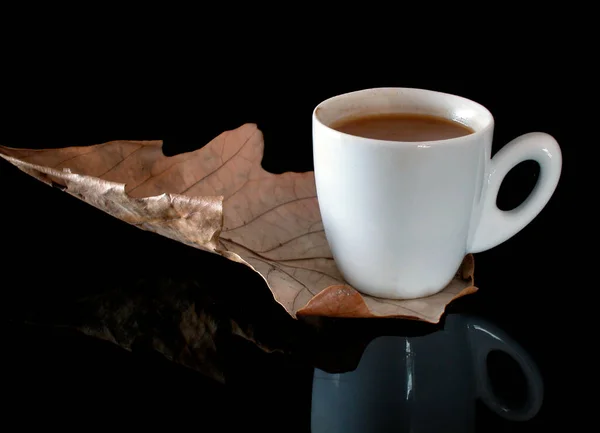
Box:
[468,132,562,253]
[467,318,544,422]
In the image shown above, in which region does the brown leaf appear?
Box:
[0,124,477,324]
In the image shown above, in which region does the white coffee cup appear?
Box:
[312,88,562,299]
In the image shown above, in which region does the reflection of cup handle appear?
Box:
[467,318,544,422]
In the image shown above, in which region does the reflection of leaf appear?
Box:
[13,275,295,384]
[0,124,477,323]
[80,277,299,384]
[75,277,231,383]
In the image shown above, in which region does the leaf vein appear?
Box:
[222,195,317,233]
[96,145,144,178]
[220,237,332,262]
[255,229,325,253]
[179,129,258,194]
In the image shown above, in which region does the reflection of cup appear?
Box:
[311,314,543,433]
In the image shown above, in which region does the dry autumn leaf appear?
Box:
[0,124,477,324]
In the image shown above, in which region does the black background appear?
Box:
[0,20,592,432]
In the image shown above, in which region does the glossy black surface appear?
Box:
[1,50,588,431]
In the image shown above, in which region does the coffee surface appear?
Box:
[330,113,474,142]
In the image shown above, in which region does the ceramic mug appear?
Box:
[312,88,562,299]
[311,314,544,433]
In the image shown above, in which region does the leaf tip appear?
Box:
[297,285,371,318]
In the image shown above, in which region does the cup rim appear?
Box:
[313,87,495,147]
